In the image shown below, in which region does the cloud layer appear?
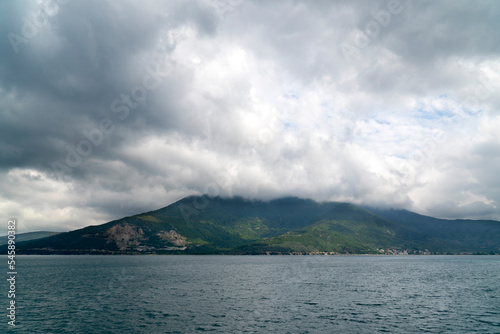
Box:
[1,0,500,234]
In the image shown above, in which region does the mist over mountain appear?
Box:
[13,196,500,255]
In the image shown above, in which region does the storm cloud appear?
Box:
[1,0,500,234]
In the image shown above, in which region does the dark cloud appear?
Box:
[1,0,499,234]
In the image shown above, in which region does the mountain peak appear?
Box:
[9,196,500,255]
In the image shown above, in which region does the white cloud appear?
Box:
[1,0,500,234]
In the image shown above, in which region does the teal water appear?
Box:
[2,255,499,333]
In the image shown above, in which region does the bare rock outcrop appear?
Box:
[157,230,188,246]
[105,223,145,250]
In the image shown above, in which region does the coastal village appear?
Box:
[262,249,486,256]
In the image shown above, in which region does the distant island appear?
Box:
[0,231,60,246]
[5,196,500,255]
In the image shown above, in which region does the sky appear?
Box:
[1,0,500,235]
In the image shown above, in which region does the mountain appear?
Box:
[366,207,500,254]
[0,231,60,246]
[11,196,500,255]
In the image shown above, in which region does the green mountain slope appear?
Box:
[15,196,344,254]
[239,204,403,254]
[11,196,500,254]
[367,208,500,254]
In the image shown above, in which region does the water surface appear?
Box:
[3,255,500,333]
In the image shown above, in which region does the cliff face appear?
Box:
[102,222,190,250]
[105,223,145,250]
[157,230,188,246]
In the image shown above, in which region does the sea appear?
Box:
[2,255,499,333]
